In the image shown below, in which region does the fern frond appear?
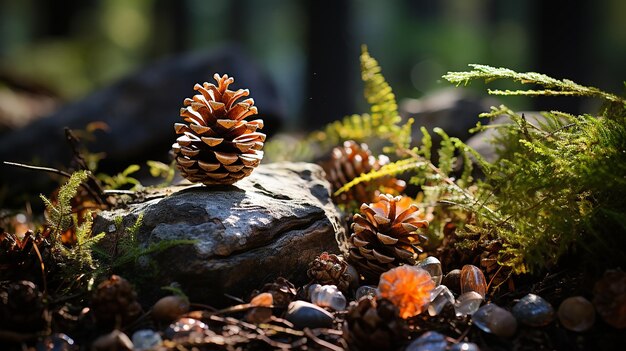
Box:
[444,64,624,103]
[40,170,89,244]
[334,157,427,197]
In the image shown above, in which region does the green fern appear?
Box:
[40,170,89,245]
[443,64,624,103]
[443,66,626,273]
[59,211,105,271]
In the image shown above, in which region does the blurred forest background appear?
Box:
[2,0,626,131]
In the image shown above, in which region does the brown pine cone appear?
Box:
[307,252,359,293]
[320,140,405,208]
[348,194,429,282]
[250,277,297,308]
[593,269,626,329]
[91,275,143,329]
[0,230,52,283]
[342,296,408,351]
[0,280,46,332]
[479,239,514,292]
[171,73,265,185]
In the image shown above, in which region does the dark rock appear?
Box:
[512,293,555,327]
[0,45,284,205]
[285,300,334,329]
[400,88,498,145]
[406,331,448,351]
[92,162,346,306]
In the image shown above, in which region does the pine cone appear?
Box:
[307,252,358,293]
[321,140,405,207]
[348,194,429,282]
[593,269,626,329]
[171,73,265,185]
[251,277,297,308]
[479,240,514,292]
[0,280,46,332]
[91,275,143,329]
[0,230,52,283]
[342,296,408,351]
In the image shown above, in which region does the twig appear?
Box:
[3,161,72,178]
[3,161,107,208]
[303,328,344,351]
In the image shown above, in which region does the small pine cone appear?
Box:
[593,269,626,329]
[479,240,514,292]
[342,296,408,351]
[321,140,405,207]
[0,230,52,283]
[307,252,359,293]
[171,73,265,185]
[348,194,429,282]
[91,275,143,329]
[0,280,46,332]
[251,277,297,308]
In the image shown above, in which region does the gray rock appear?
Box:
[93,162,346,306]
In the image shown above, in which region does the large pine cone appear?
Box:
[91,275,143,329]
[307,252,359,294]
[172,73,266,185]
[0,280,46,332]
[348,194,429,282]
[342,296,408,351]
[321,140,405,207]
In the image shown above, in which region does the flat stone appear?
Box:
[92,162,346,306]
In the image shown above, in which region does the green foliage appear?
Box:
[265,46,413,162]
[308,58,626,275]
[442,66,626,273]
[98,164,142,190]
[58,211,105,272]
[40,170,89,244]
[443,64,624,103]
[39,170,106,291]
[147,160,176,186]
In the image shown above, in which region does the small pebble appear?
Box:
[558,296,595,332]
[454,291,484,316]
[416,256,443,286]
[442,269,462,295]
[36,333,77,351]
[152,295,190,322]
[132,329,162,350]
[512,293,555,327]
[450,342,481,351]
[460,265,487,298]
[309,284,347,311]
[250,292,273,307]
[165,317,208,340]
[472,303,518,338]
[406,331,448,351]
[428,285,455,316]
[355,285,378,300]
[285,300,334,329]
[92,330,133,351]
